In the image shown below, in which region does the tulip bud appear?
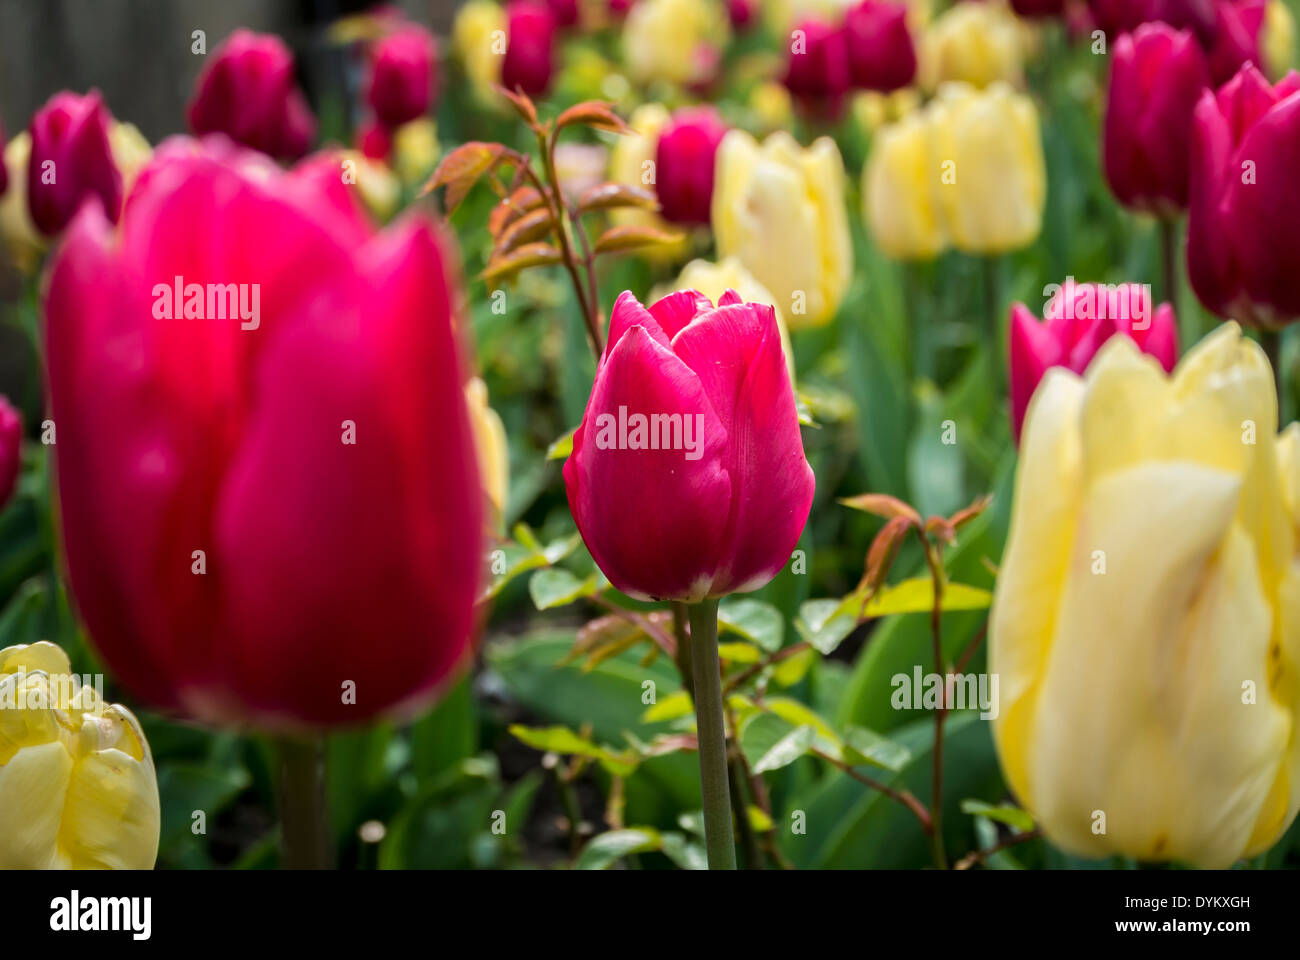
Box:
[545,0,580,28]
[0,395,19,511]
[0,132,45,272]
[1187,63,1300,327]
[501,2,556,96]
[845,1,918,92]
[564,291,814,602]
[1103,24,1210,215]
[919,0,1024,90]
[608,103,690,260]
[712,130,852,329]
[1207,0,1266,84]
[0,120,7,197]
[453,0,507,101]
[622,0,730,88]
[930,82,1046,254]
[392,117,441,187]
[654,107,729,226]
[992,324,1300,868]
[729,0,758,31]
[1008,281,1179,442]
[466,377,509,523]
[0,641,160,869]
[863,108,947,260]
[187,29,317,161]
[43,137,483,729]
[1011,0,1066,16]
[27,91,123,236]
[366,26,438,129]
[784,17,852,115]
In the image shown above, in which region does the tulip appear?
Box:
[26,91,122,236]
[466,377,509,522]
[502,2,556,96]
[783,17,852,115]
[0,132,44,272]
[0,120,6,197]
[366,26,438,129]
[564,290,813,602]
[1008,281,1179,442]
[845,1,918,92]
[1263,0,1297,77]
[712,130,852,329]
[0,395,19,511]
[1187,63,1300,327]
[992,324,1300,868]
[622,0,731,88]
[729,0,759,30]
[919,0,1024,90]
[1103,24,1210,214]
[1011,0,1066,16]
[43,137,483,729]
[358,118,394,161]
[749,81,795,134]
[654,107,729,226]
[1206,0,1265,84]
[930,82,1046,254]
[0,641,160,869]
[608,103,689,260]
[392,117,441,187]
[187,30,316,160]
[546,0,581,28]
[453,0,507,101]
[863,108,947,260]
[665,257,797,379]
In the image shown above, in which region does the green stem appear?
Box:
[687,597,737,870]
[274,736,331,869]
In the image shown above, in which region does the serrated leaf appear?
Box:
[482,242,563,286]
[641,689,694,723]
[771,646,817,687]
[841,726,912,773]
[488,186,545,237]
[546,426,576,461]
[961,799,1035,833]
[528,568,605,610]
[507,724,638,777]
[592,223,683,256]
[839,493,922,524]
[658,832,706,870]
[577,182,659,214]
[574,828,659,869]
[718,598,784,653]
[422,141,506,213]
[748,806,774,832]
[481,530,581,600]
[752,724,815,774]
[716,641,762,664]
[555,100,632,135]
[494,85,539,127]
[794,599,859,655]
[495,206,555,255]
[839,578,993,620]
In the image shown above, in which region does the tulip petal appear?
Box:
[0,741,71,868]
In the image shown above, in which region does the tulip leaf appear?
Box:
[592,224,684,256]
[528,568,607,610]
[718,598,784,653]
[961,799,1035,833]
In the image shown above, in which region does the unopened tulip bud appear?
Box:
[0,641,160,869]
[783,17,852,116]
[920,0,1024,90]
[27,90,122,235]
[466,377,509,522]
[0,395,19,511]
[654,107,729,225]
[501,2,556,96]
[845,1,918,92]
[366,26,438,129]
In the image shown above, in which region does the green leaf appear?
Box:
[575,828,660,869]
[528,567,606,610]
[841,726,912,773]
[718,598,784,653]
[482,527,581,600]
[546,427,577,461]
[794,598,859,655]
[716,641,763,664]
[641,689,694,723]
[658,831,707,870]
[961,799,1035,833]
[752,724,815,775]
[771,646,817,687]
[507,723,639,777]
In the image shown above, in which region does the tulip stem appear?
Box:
[274,736,331,869]
[687,597,737,870]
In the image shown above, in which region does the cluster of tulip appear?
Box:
[1,0,1300,874]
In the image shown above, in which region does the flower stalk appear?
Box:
[687,597,737,870]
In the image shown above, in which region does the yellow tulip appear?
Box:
[930,81,1045,255]
[711,130,852,329]
[0,641,160,869]
[109,121,152,195]
[991,325,1300,868]
[657,256,797,380]
[749,81,795,136]
[1264,0,1296,80]
[465,377,509,524]
[919,0,1024,90]
[0,133,47,274]
[622,0,730,87]
[863,109,947,260]
[453,0,506,103]
[391,118,440,188]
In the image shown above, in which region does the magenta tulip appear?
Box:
[42,137,482,729]
[1089,0,1217,40]
[187,29,316,161]
[0,120,7,196]
[0,396,19,511]
[1011,0,1066,16]
[844,1,917,92]
[26,91,123,236]
[501,3,556,97]
[1103,23,1210,214]
[564,291,814,603]
[545,0,580,28]
[365,26,438,129]
[1009,282,1179,441]
[783,18,851,116]
[1188,64,1300,327]
[654,107,729,226]
[729,0,759,30]
[1207,0,1265,85]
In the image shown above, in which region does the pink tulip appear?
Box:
[1009,282,1179,441]
[1103,23,1210,214]
[1011,0,1066,16]
[844,1,917,92]
[365,26,438,129]
[358,118,393,160]
[564,291,814,602]
[43,137,482,729]
[0,120,7,196]
[654,107,729,226]
[27,91,122,236]
[1207,0,1265,85]
[1089,0,1217,40]
[1187,64,1300,327]
[187,29,316,161]
[783,18,851,117]
[0,396,20,512]
[501,3,556,97]
[729,0,759,30]
[545,0,580,28]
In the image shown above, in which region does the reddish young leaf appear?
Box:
[555,100,633,136]
[481,242,563,285]
[839,493,922,525]
[488,186,546,237]
[496,206,557,254]
[862,515,913,593]
[577,182,660,215]
[494,85,539,128]
[421,141,507,213]
[592,223,683,256]
[949,493,994,531]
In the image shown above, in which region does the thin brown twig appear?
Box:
[722,641,811,695]
[953,829,1041,871]
[589,593,676,657]
[810,747,932,832]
